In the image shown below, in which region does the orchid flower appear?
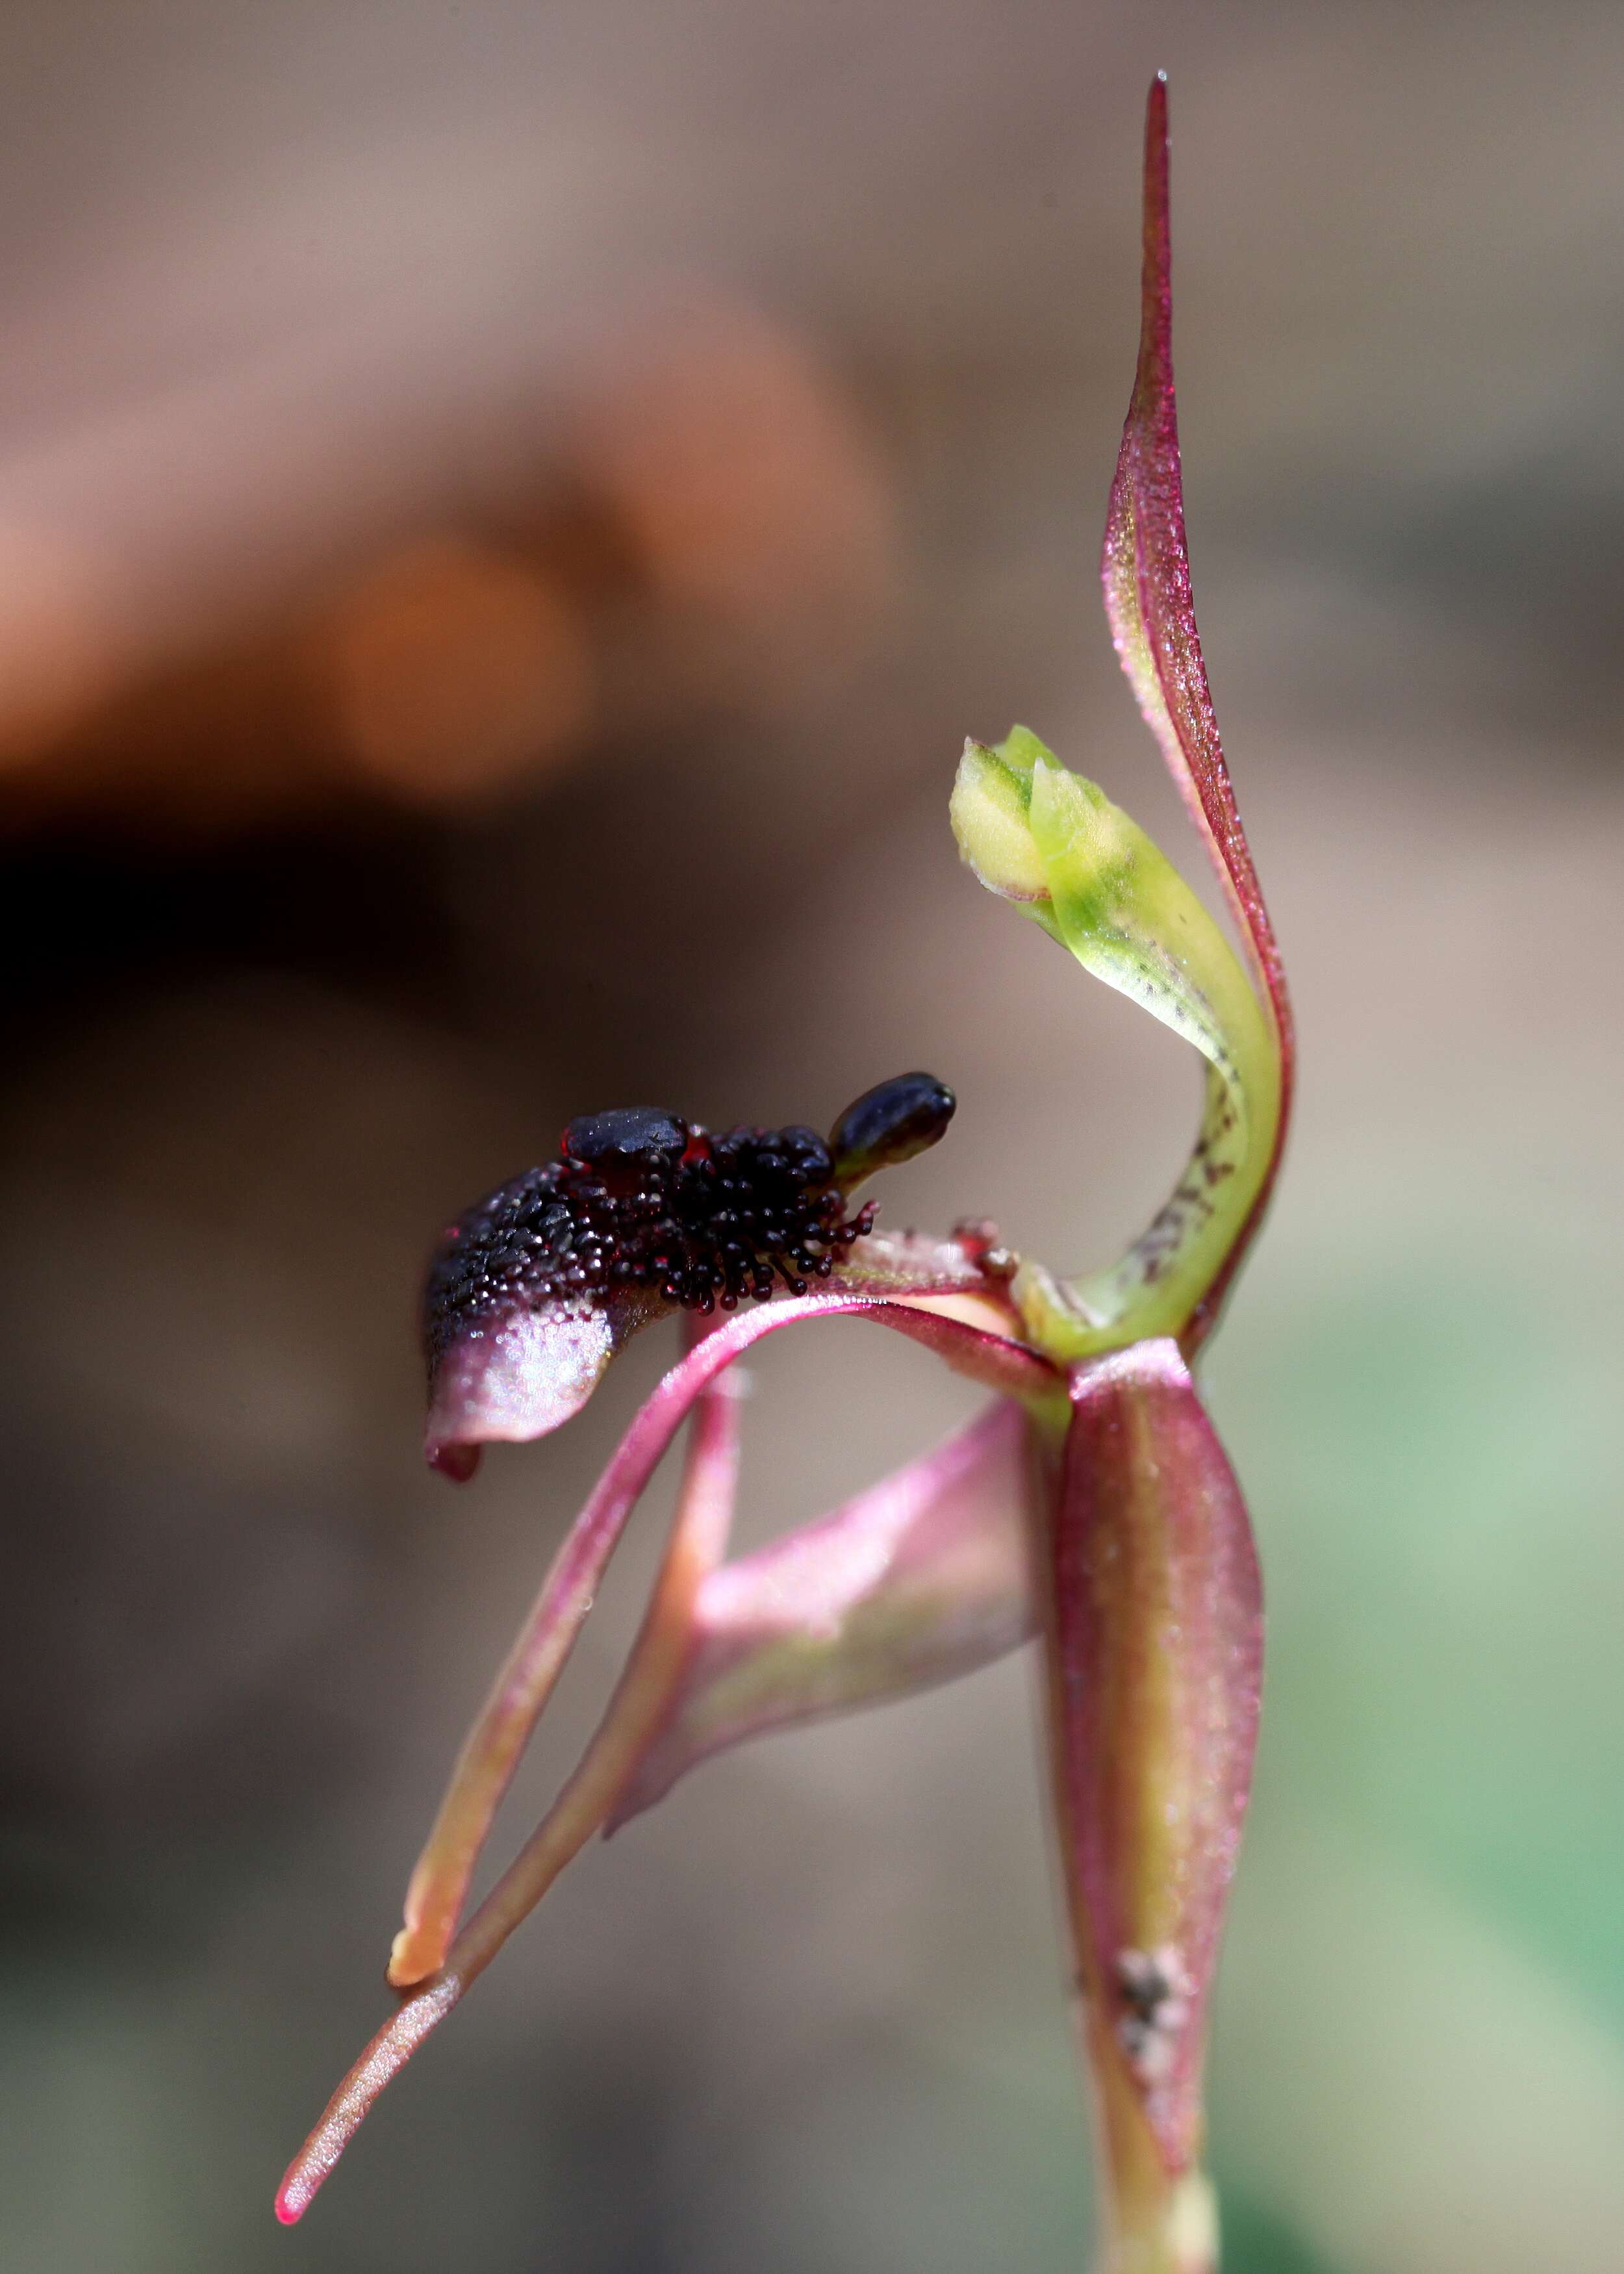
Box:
[277,75,1293,2274]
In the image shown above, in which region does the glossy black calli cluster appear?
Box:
[425,1074,956,1373]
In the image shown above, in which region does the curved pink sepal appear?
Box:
[1102,76,1293,1340]
[610,1399,1040,1828]
[1043,1337,1262,2175]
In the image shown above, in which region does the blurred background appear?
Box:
[3,5,1622,2270]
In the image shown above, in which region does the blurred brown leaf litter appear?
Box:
[0,299,894,834]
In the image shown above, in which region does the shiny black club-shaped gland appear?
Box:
[827,1072,956,1187]
[425,1107,882,1373]
[561,1108,689,1181]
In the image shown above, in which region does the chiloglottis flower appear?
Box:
[277,75,1293,2274]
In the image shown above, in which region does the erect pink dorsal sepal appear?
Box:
[1041,1338,1262,2182]
[1102,77,1294,1341]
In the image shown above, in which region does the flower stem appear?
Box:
[1085,2042,1218,2274]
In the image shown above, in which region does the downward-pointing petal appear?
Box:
[609,1399,1043,1828]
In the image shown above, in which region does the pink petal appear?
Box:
[1039,1337,1262,2180]
[609,1398,1041,1828]
[1102,75,1294,1343]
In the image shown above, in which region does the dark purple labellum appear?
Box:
[425,1112,879,1386]
[827,1073,956,1186]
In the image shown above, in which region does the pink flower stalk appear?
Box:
[277,75,1292,2274]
